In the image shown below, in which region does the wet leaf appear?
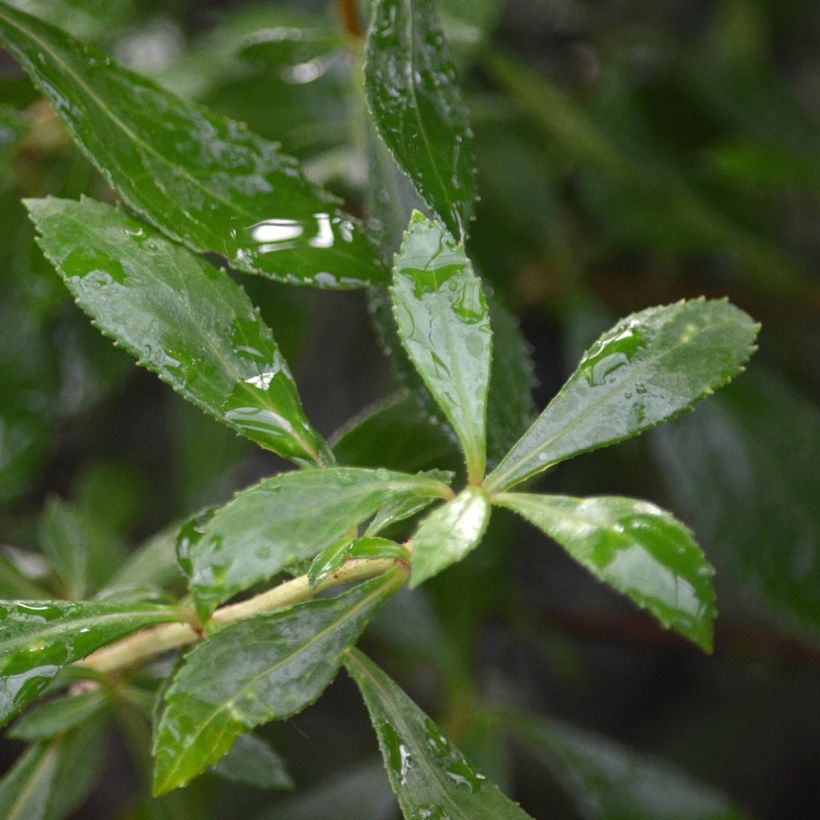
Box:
[308,536,409,590]
[511,715,749,820]
[0,3,383,288]
[9,690,108,741]
[410,487,490,588]
[0,600,184,725]
[211,733,293,790]
[188,467,450,616]
[27,196,331,468]
[344,648,532,819]
[153,571,405,794]
[365,0,477,239]
[486,299,759,492]
[391,212,492,483]
[494,493,716,651]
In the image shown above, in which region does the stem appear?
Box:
[78,557,402,674]
[337,0,363,38]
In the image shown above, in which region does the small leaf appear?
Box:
[365,491,446,538]
[486,299,759,492]
[9,690,108,741]
[0,600,184,725]
[511,715,749,820]
[105,522,183,592]
[391,213,492,483]
[331,392,459,475]
[211,733,293,790]
[0,3,384,288]
[410,487,490,588]
[365,0,477,238]
[345,648,532,819]
[0,555,48,600]
[27,197,331,468]
[38,498,88,600]
[153,571,405,794]
[188,467,450,615]
[494,493,716,651]
[309,537,409,590]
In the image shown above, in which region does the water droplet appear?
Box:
[580,321,645,386]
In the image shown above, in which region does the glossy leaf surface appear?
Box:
[211,733,293,790]
[513,716,748,820]
[410,487,491,588]
[495,494,716,650]
[652,370,820,637]
[153,571,404,794]
[365,0,477,239]
[345,649,532,819]
[392,213,492,482]
[9,690,107,741]
[0,2,384,288]
[27,197,330,468]
[486,299,759,492]
[189,467,450,615]
[0,600,184,725]
[308,537,409,590]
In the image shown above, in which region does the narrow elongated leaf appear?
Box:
[0,719,104,820]
[9,690,107,741]
[486,295,536,462]
[106,522,182,591]
[365,0,477,239]
[211,733,293,790]
[38,498,88,599]
[0,600,184,725]
[495,494,716,650]
[345,648,532,819]
[153,571,405,794]
[511,715,749,820]
[0,2,383,287]
[308,537,409,590]
[486,299,759,492]
[410,487,490,588]
[189,467,450,615]
[651,370,820,637]
[27,197,330,468]
[392,213,492,482]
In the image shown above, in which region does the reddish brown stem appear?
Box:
[338,0,363,38]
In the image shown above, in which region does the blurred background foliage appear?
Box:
[0,0,819,817]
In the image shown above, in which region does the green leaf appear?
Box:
[189,467,450,615]
[364,490,446,538]
[27,196,331,468]
[410,487,490,588]
[106,522,183,591]
[365,0,477,239]
[486,295,536,463]
[391,212,492,482]
[344,648,532,819]
[9,690,108,741]
[38,498,88,599]
[651,369,820,638]
[494,493,716,651]
[239,27,344,68]
[331,392,460,475]
[511,715,749,820]
[0,600,184,725]
[486,299,759,492]
[153,571,405,794]
[308,536,409,590]
[211,733,293,790]
[0,555,49,600]
[0,719,104,820]
[0,2,384,288]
